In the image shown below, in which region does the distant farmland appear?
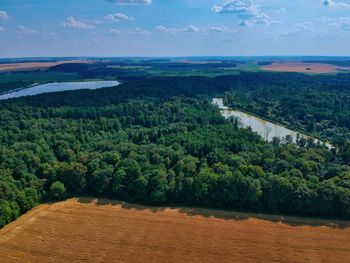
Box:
[0,60,90,72]
[261,62,350,74]
[1,198,350,263]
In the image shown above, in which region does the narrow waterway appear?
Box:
[213,98,333,148]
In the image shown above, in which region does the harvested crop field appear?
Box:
[1,198,350,263]
[261,62,350,73]
[0,60,89,72]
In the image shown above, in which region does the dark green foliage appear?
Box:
[0,200,20,228]
[222,72,350,145]
[50,181,67,201]
[1,72,350,228]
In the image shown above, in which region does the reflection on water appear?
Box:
[213,98,332,148]
[0,80,120,100]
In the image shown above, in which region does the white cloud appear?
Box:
[109,28,121,34]
[109,27,149,35]
[0,26,4,32]
[313,33,340,40]
[156,25,177,34]
[106,0,152,5]
[212,0,279,26]
[321,0,350,8]
[277,8,287,15]
[282,21,314,36]
[239,20,253,26]
[127,28,150,34]
[62,16,95,29]
[104,13,133,22]
[186,25,200,33]
[17,25,37,34]
[338,22,350,30]
[329,17,350,30]
[0,10,10,20]
[93,20,104,25]
[209,26,230,32]
[156,25,200,34]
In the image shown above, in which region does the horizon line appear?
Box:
[1,55,350,60]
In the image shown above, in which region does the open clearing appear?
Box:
[0,60,89,72]
[1,198,350,263]
[261,62,350,73]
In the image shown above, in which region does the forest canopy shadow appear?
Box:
[76,197,350,229]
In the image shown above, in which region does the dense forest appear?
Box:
[221,72,350,162]
[221,72,350,138]
[1,71,350,228]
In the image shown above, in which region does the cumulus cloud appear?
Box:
[109,28,121,34]
[155,25,181,35]
[106,0,152,5]
[0,10,10,20]
[127,28,150,34]
[156,25,200,34]
[108,27,151,36]
[209,26,230,32]
[212,0,279,26]
[329,17,350,30]
[109,27,150,35]
[156,25,171,33]
[186,25,200,33]
[338,21,350,30]
[17,25,37,34]
[104,13,133,22]
[321,0,350,8]
[62,17,95,29]
[282,21,314,36]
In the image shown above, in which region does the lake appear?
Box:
[0,80,120,100]
[212,98,333,148]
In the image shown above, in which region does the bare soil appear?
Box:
[0,60,89,72]
[261,62,350,73]
[1,198,350,263]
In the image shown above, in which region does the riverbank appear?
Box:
[213,98,334,149]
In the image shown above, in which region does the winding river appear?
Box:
[213,98,333,149]
[0,80,120,100]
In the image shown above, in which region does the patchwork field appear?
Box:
[261,62,350,73]
[1,198,350,263]
[0,60,89,72]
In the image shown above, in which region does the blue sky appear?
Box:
[1,0,350,57]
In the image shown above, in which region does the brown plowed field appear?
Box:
[261,62,350,73]
[0,60,89,72]
[1,198,350,263]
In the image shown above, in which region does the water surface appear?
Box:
[213,98,332,148]
[0,80,120,100]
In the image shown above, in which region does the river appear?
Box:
[212,98,333,148]
[0,80,120,100]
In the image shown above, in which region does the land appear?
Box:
[1,57,350,263]
[261,62,350,73]
[1,198,350,263]
[0,60,90,73]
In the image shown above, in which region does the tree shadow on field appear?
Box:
[77,196,168,213]
[76,197,350,229]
